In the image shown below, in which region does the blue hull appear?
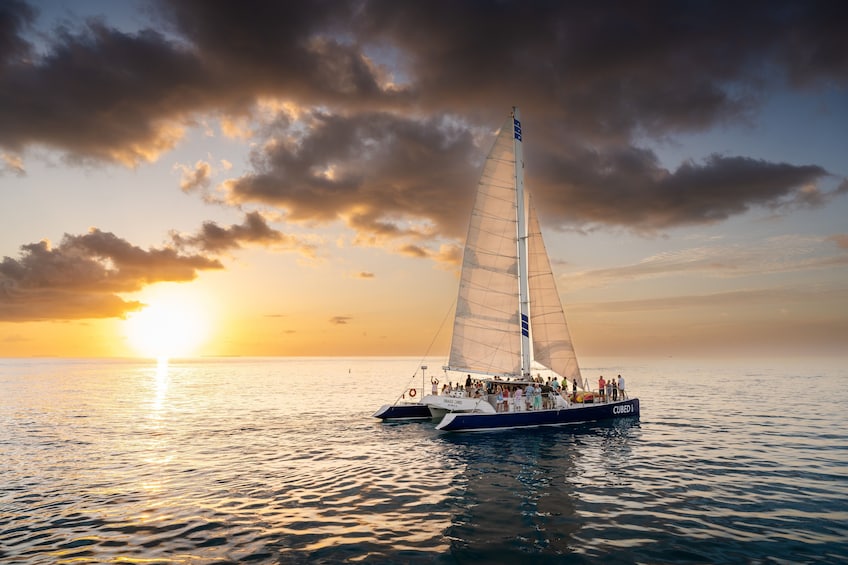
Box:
[435,398,639,432]
[372,403,433,421]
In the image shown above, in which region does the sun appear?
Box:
[124,290,210,360]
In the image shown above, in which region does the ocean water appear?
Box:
[1,356,846,564]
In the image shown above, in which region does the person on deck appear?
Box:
[541,382,552,409]
[606,379,612,402]
[514,386,523,412]
[431,377,439,395]
[598,376,606,402]
[618,374,626,400]
[550,377,560,409]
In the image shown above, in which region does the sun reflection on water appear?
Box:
[151,358,169,415]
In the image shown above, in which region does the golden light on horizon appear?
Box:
[124,288,210,360]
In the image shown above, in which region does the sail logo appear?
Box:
[613,404,633,415]
[520,313,529,337]
[513,119,522,141]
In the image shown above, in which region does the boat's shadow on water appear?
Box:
[431,418,641,563]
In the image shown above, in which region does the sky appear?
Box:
[1,0,847,359]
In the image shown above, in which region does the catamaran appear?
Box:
[374,107,639,431]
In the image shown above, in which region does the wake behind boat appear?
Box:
[374,107,639,432]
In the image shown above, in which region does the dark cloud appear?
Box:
[171,211,316,256]
[224,110,478,240]
[532,148,837,231]
[0,0,35,66]
[0,229,222,321]
[0,18,213,164]
[0,0,846,248]
[358,0,848,132]
[0,0,403,164]
[4,1,845,158]
[223,106,843,237]
[157,0,402,104]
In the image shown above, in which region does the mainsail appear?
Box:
[448,109,581,380]
[449,114,522,375]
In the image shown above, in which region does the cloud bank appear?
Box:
[0,229,222,321]
[0,213,315,322]
[1,0,846,322]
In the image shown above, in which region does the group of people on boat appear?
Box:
[492,381,566,412]
[427,372,628,408]
[435,377,498,399]
[430,374,573,412]
[597,374,627,402]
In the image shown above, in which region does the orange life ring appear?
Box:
[409,388,417,397]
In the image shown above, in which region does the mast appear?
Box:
[513,107,532,377]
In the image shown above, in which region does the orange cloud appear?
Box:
[0,229,222,322]
[828,233,848,250]
[171,211,317,256]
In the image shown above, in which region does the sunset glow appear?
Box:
[0,2,846,359]
[124,291,210,360]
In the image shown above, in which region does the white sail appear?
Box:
[448,115,522,375]
[449,108,581,380]
[381,108,639,430]
[527,194,582,381]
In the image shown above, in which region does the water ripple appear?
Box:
[1,357,847,563]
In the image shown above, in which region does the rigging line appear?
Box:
[394,296,457,405]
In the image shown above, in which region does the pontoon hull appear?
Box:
[435,398,639,432]
[372,403,433,421]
